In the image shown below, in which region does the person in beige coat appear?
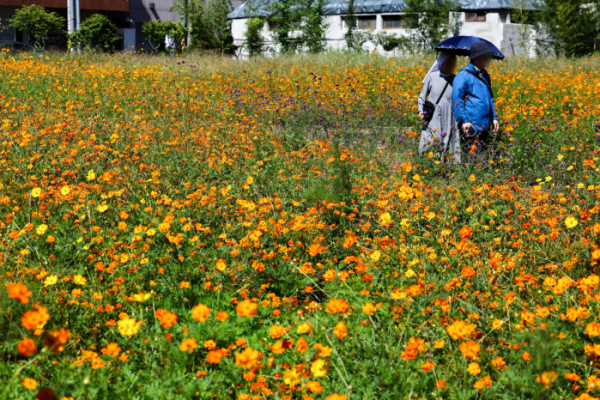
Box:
[417,53,460,163]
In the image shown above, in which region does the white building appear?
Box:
[228,0,540,57]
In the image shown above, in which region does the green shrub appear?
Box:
[9,5,64,49]
[245,17,264,57]
[69,14,120,52]
[142,20,187,53]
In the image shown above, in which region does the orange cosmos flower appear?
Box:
[586,322,600,337]
[459,226,473,239]
[536,371,559,388]
[101,343,121,358]
[461,266,476,279]
[468,362,481,376]
[446,320,476,340]
[308,243,328,256]
[473,375,492,389]
[206,349,227,364]
[155,309,178,328]
[21,306,50,330]
[17,338,37,357]
[216,311,229,321]
[333,321,348,340]
[307,380,323,393]
[179,338,198,353]
[269,324,289,339]
[362,302,376,315]
[204,340,217,350]
[296,337,308,354]
[22,378,37,390]
[236,300,258,318]
[326,298,349,314]
[401,337,426,360]
[44,328,71,353]
[325,395,347,400]
[565,372,581,381]
[421,360,435,372]
[7,282,32,304]
[459,340,480,360]
[491,356,506,371]
[191,303,211,322]
[235,346,260,369]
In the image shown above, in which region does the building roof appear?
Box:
[228,0,540,19]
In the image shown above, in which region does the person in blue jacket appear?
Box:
[452,40,500,161]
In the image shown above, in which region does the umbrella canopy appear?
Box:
[435,36,505,60]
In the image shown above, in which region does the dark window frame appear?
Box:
[358,16,377,30]
[382,15,406,29]
[465,12,486,22]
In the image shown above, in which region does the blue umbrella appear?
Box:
[435,36,505,60]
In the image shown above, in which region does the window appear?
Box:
[465,12,486,22]
[358,16,376,29]
[383,16,406,29]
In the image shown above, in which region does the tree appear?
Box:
[300,0,328,53]
[343,0,358,50]
[265,0,303,54]
[69,14,120,52]
[401,0,460,53]
[9,5,64,50]
[245,17,265,57]
[142,20,186,53]
[523,0,600,57]
[191,0,235,53]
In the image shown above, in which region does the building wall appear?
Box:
[232,14,412,56]
[0,6,16,43]
[459,11,505,49]
[129,0,180,51]
[232,11,536,57]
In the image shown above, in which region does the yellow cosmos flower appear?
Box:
[370,251,381,262]
[117,316,142,336]
[379,212,392,226]
[31,188,42,198]
[86,170,96,181]
[283,368,302,387]
[565,217,578,229]
[44,275,58,287]
[131,292,152,302]
[60,186,71,196]
[73,275,87,285]
[97,204,109,213]
[310,359,328,378]
[36,224,48,235]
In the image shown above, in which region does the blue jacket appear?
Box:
[452,63,498,132]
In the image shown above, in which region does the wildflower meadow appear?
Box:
[1,52,600,400]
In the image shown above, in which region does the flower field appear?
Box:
[1,52,600,400]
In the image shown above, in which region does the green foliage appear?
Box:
[9,5,64,49]
[245,17,265,57]
[69,14,120,52]
[299,0,328,54]
[524,0,600,57]
[376,31,410,52]
[171,0,235,53]
[401,0,460,53]
[343,0,358,50]
[265,0,302,54]
[191,0,235,53]
[142,20,186,54]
